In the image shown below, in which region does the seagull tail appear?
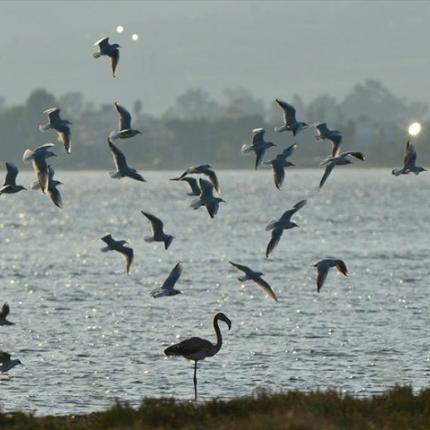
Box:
[164,235,174,250]
[144,236,155,243]
[109,171,122,179]
[190,199,203,210]
[39,123,51,132]
[274,125,287,133]
[100,246,111,252]
[93,52,102,58]
[392,168,401,176]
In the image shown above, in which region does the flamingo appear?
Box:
[164,312,231,400]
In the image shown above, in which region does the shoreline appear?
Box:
[1,386,429,429]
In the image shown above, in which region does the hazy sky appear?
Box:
[1,1,429,114]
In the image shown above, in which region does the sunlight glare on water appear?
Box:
[0,170,429,415]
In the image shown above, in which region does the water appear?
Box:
[0,169,429,415]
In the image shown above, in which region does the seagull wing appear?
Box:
[342,151,365,161]
[403,140,417,168]
[205,169,220,193]
[161,262,182,291]
[4,162,18,186]
[199,178,215,199]
[266,228,282,258]
[275,99,296,125]
[279,143,297,160]
[254,147,266,169]
[273,163,285,190]
[46,108,61,123]
[317,264,329,292]
[115,102,132,130]
[94,36,109,47]
[141,211,164,236]
[0,303,10,319]
[58,128,71,153]
[252,128,265,145]
[33,157,49,193]
[111,51,119,77]
[182,177,201,195]
[279,199,306,223]
[319,161,336,189]
[254,276,278,302]
[229,261,252,276]
[118,245,133,274]
[101,234,115,248]
[108,139,128,170]
[49,185,62,208]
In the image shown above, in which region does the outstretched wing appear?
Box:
[252,128,265,145]
[115,102,132,130]
[0,303,10,319]
[111,51,119,77]
[229,260,251,276]
[319,162,336,189]
[273,164,285,190]
[205,169,220,193]
[108,139,128,170]
[275,99,296,125]
[101,234,115,247]
[4,162,18,186]
[182,177,201,195]
[254,277,278,302]
[266,228,282,258]
[278,143,297,160]
[403,140,417,169]
[317,265,329,292]
[161,262,182,290]
[141,211,164,235]
[279,199,306,223]
[119,246,133,274]
[58,128,71,153]
[94,36,109,48]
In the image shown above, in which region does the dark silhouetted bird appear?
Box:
[151,262,182,298]
[392,140,427,176]
[314,259,348,292]
[0,163,26,195]
[265,200,306,258]
[241,128,277,169]
[93,37,121,77]
[39,108,72,153]
[108,138,146,182]
[100,234,134,274]
[141,211,174,250]
[190,178,225,218]
[263,144,296,189]
[274,99,308,135]
[164,312,231,400]
[109,102,142,140]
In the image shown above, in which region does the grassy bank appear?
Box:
[1,386,430,430]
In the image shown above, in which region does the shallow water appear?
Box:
[0,169,429,415]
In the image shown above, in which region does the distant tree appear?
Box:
[59,92,84,118]
[164,88,221,119]
[222,86,265,118]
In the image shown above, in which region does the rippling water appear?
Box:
[0,169,429,415]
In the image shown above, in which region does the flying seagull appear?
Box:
[314,259,348,292]
[108,138,146,182]
[39,108,72,153]
[0,303,14,326]
[109,102,142,140]
[0,163,26,195]
[229,261,278,302]
[151,262,182,298]
[32,166,63,208]
[93,36,121,77]
[0,352,22,373]
[313,122,342,157]
[171,165,220,193]
[100,234,134,274]
[22,143,57,193]
[274,99,308,135]
[263,144,296,189]
[170,177,201,196]
[190,178,225,218]
[241,128,277,169]
[164,312,231,401]
[265,199,306,258]
[392,140,427,176]
[319,151,365,189]
[141,211,174,250]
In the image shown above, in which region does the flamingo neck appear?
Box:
[212,316,223,355]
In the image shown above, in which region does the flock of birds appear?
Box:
[0,35,427,402]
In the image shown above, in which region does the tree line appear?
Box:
[0,79,428,170]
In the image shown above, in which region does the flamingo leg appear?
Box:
[193,360,197,401]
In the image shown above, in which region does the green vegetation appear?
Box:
[1,386,430,429]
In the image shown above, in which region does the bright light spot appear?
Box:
[131,33,139,41]
[408,122,422,136]
[116,25,124,33]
